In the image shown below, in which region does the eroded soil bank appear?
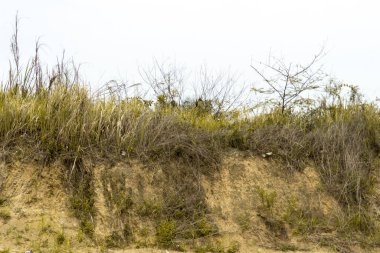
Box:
[0,152,379,252]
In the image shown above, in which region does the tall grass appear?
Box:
[1,20,380,243]
[2,54,379,211]
[0,84,223,169]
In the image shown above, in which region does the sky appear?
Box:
[1,0,379,100]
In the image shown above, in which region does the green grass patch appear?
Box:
[0,209,11,222]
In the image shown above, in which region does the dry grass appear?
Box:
[1,20,380,251]
[0,86,222,171]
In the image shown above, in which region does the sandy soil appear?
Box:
[0,153,379,253]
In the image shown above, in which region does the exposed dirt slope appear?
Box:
[0,153,378,252]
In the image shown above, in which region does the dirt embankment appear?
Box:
[0,152,378,252]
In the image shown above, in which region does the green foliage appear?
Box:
[195,240,240,253]
[275,242,300,252]
[259,214,288,239]
[0,209,11,222]
[256,186,277,211]
[226,241,241,253]
[345,211,376,234]
[195,241,225,253]
[195,217,214,237]
[236,212,252,232]
[0,84,223,169]
[136,199,162,217]
[105,231,128,248]
[56,231,66,245]
[79,220,95,238]
[101,169,134,217]
[283,197,325,235]
[156,219,177,247]
[0,196,7,206]
[66,160,96,238]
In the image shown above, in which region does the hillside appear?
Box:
[2,152,379,253]
[1,26,380,252]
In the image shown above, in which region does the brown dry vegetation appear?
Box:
[1,18,380,253]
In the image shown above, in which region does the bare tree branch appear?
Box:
[251,49,326,113]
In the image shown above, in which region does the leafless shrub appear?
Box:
[139,59,186,107]
[251,49,327,113]
[320,80,363,109]
[190,65,247,115]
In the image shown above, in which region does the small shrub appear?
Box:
[80,221,94,238]
[77,229,84,243]
[258,214,288,240]
[195,240,225,253]
[104,225,132,248]
[283,198,326,235]
[275,242,300,252]
[0,197,7,206]
[156,219,176,248]
[105,231,124,248]
[226,241,241,253]
[236,212,252,232]
[0,209,11,222]
[123,223,132,241]
[195,217,214,237]
[56,231,66,245]
[346,211,375,234]
[256,186,277,211]
[39,217,53,234]
[136,199,162,217]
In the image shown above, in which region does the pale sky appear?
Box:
[1,0,379,100]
